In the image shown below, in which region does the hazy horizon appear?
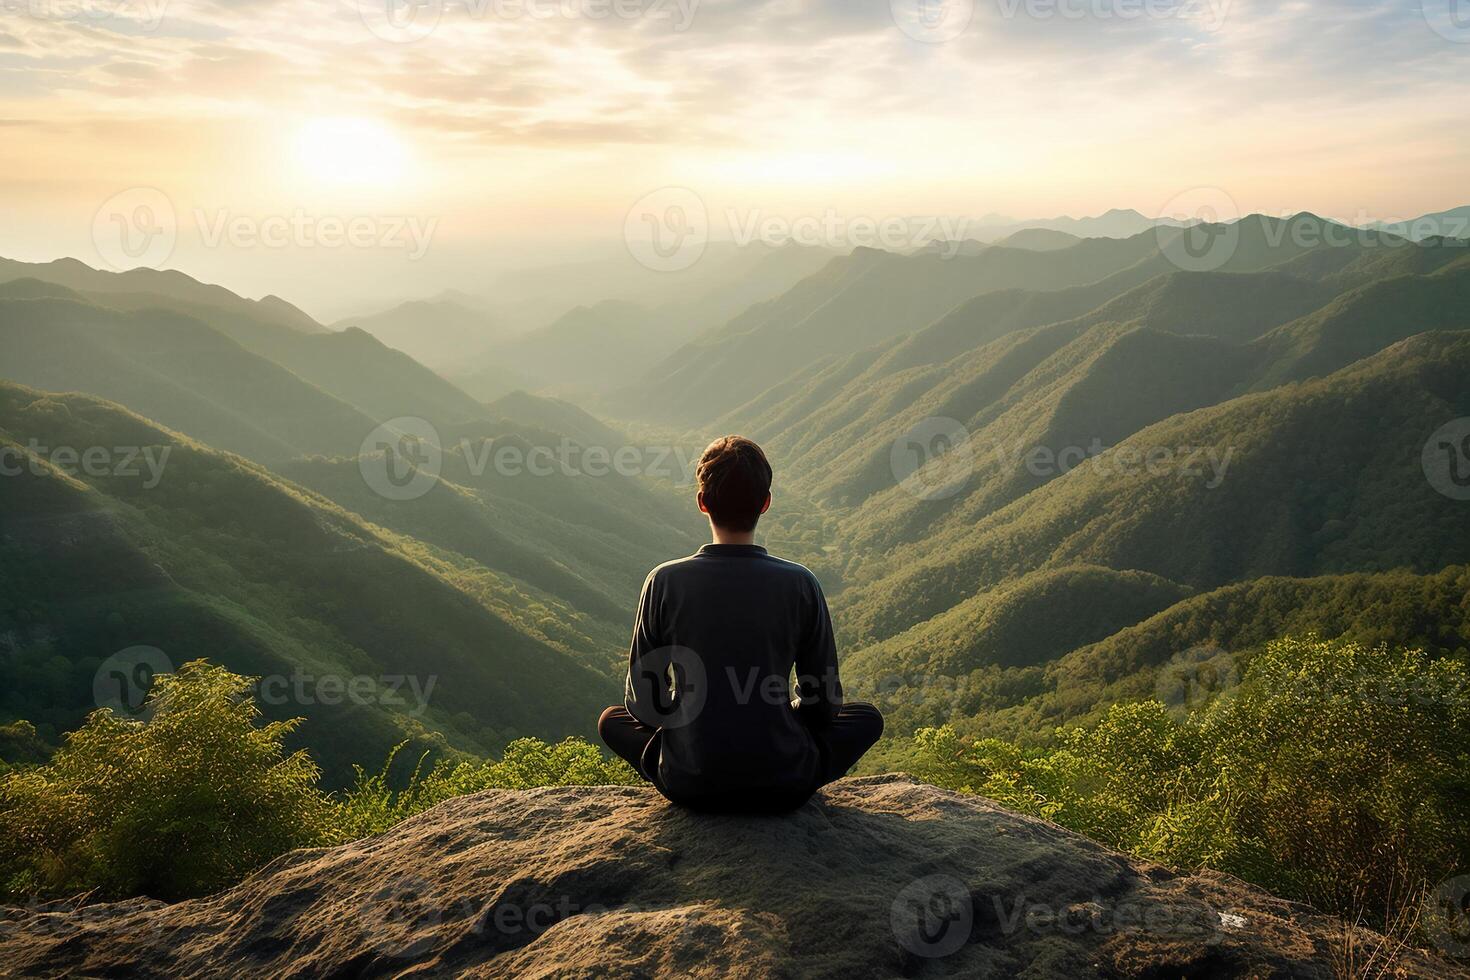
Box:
[7,3,1470,964]
[5,0,1470,316]
[6,201,1469,323]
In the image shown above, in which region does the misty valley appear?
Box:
[5,177,1470,978]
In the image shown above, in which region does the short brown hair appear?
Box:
[696,436,772,533]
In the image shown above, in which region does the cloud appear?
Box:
[7,0,1465,142]
[1,0,1467,230]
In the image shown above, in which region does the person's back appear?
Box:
[598,436,883,813]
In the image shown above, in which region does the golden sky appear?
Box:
[3,0,1468,312]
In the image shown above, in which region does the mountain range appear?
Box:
[3,209,1469,785]
[1364,204,1470,241]
[932,207,1182,244]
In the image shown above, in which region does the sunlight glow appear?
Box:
[706,151,901,186]
[293,116,409,190]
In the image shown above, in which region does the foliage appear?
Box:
[335,736,638,839]
[913,635,1470,930]
[0,721,50,773]
[0,660,336,902]
[962,564,1470,745]
[0,661,637,903]
[836,328,1470,650]
[0,383,619,785]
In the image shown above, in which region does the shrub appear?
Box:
[0,720,51,772]
[914,635,1470,931]
[1195,636,1470,914]
[0,660,338,902]
[0,660,641,903]
[336,736,639,839]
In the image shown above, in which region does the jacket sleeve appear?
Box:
[792,573,843,726]
[623,571,669,727]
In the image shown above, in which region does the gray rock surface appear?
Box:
[0,775,1460,978]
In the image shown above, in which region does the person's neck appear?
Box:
[709,525,757,546]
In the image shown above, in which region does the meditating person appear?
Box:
[597,435,883,812]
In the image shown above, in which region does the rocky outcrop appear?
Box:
[0,776,1458,978]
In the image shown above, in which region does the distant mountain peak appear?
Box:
[1361,204,1470,242]
[256,293,322,331]
[0,254,324,334]
[0,277,84,301]
[954,208,1168,243]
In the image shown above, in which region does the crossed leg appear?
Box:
[598,705,657,778]
[597,701,884,788]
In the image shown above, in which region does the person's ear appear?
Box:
[697,490,709,515]
[760,492,771,515]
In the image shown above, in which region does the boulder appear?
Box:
[0,775,1458,978]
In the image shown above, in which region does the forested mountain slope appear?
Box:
[837,331,1470,646]
[0,288,376,461]
[0,384,613,783]
[0,259,487,424]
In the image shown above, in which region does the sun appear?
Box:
[292,116,409,189]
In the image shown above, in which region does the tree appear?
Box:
[0,660,336,901]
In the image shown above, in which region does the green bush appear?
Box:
[914,635,1470,929]
[0,660,338,902]
[336,736,639,839]
[0,660,638,903]
[0,720,51,773]
[1192,636,1470,914]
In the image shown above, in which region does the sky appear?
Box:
[2,0,1468,315]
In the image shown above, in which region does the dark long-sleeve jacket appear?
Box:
[623,543,843,803]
